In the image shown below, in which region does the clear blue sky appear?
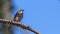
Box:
[11,0,60,34]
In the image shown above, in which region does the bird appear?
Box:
[8,9,24,30]
[13,9,24,22]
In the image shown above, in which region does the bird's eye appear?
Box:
[19,11,23,14]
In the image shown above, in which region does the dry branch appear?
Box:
[0,19,39,34]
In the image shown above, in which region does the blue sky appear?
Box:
[11,0,60,34]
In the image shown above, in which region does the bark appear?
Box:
[0,0,13,34]
[0,19,39,34]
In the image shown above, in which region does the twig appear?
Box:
[0,19,39,34]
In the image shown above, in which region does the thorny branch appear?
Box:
[0,19,39,34]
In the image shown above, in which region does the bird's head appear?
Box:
[18,8,24,14]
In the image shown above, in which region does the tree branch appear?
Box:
[0,19,39,34]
